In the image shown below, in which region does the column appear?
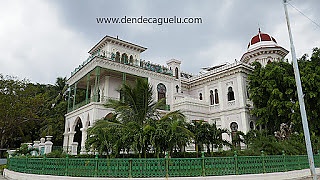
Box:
[68,131,76,154]
[72,83,77,110]
[93,67,101,102]
[39,138,46,155]
[85,73,90,103]
[67,86,71,112]
[44,136,53,154]
[122,72,126,84]
[63,132,69,152]
[105,76,109,99]
[80,127,87,154]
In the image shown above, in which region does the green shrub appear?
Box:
[46,150,67,158]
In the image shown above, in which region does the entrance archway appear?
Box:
[73,118,83,153]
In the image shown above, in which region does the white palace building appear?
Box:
[63,29,289,154]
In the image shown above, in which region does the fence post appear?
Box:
[6,157,10,170]
[42,154,46,175]
[129,158,132,178]
[95,154,98,177]
[234,151,238,175]
[65,154,69,176]
[25,155,28,173]
[201,151,205,176]
[282,150,287,172]
[165,151,169,178]
[261,151,266,173]
[316,150,320,167]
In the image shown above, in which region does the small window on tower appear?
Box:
[227,87,235,101]
[175,67,179,79]
[215,89,219,104]
[210,90,214,105]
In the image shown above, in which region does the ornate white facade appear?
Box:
[63,30,289,153]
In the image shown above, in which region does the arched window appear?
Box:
[115,52,120,62]
[111,52,115,60]
[215,89,219,104]
[121,53,128,64]
[249,121,254,130]
[230,122,238,132]
[176,85,179,93]
[157,83,166,104]
[129,55,133,65]
[199,93,203,100]
[210,90,214,105]
[175,67,179,79]
[227,87,235,101]
[230,122,239,147]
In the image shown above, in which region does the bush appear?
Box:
[46,150,67,158]
[0,164,6,173]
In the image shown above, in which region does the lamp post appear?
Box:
[282,0,316,179]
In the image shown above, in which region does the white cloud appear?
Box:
[0,0,89,84]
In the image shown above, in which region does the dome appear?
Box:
[247,29,277,50]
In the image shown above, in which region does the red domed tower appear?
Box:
[240,29,289,66]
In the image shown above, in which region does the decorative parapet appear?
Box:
[173,96,209,113]
[185,61,254,88]
[70,50,173,78]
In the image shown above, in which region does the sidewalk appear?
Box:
[3,168,320,180]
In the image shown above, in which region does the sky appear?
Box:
[0,0,319,84]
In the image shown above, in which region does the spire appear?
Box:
[258,27,261,33]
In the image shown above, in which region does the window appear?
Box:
[250,121,254,130]
[199,93,203,100]
[176,85,179,93]
[157,83,166,104]
[121,53,128,64]
[230,122,238,132]
[210,90,214,105]
[111,53,115,60]
[175,67,179,79]
[115,52,120,62]
[215,89,219,104]
[227,87,235,101]
[129,55,133,65]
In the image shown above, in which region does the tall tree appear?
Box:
[40,77,68,146]
[248,47,320,135]
[248,61,298,133]
[0,75,45,149]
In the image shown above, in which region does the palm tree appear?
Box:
[186,120,204,155]
[210,125,231,152]
[87,78,192,158]
[152,111,193,157]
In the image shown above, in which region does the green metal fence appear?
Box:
[7,152,320,178]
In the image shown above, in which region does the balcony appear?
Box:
[68,96,118,113]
